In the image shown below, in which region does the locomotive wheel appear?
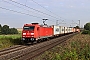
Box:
[21,41,26,45]
[37,40,40,43]
[30,42,33,45]
[47,38,50,41]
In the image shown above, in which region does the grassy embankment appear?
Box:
[35,33,90,60]
[0,34,22,50]
[0,29,22,50]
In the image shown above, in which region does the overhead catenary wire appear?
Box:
[0,1,56,24]
[1,0,56,22]
[0,0,78,26]
[0,6,42,19]
[2,0,48,18]
[31,0,62,19]
[71,20,78,26]
[1,0,75,26]
[30,0,68,24]
[8,0,61,20]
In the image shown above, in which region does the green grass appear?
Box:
[0,34,22,50]
[35,34,90,60]
[0,34,21,39]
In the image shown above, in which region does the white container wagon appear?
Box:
[69,27,73,33]
[60,26,65,34]
[52,25,60,36]
[64,27,68,33]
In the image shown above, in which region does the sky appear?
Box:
[0,0,90,28]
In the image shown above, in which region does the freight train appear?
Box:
[21,23,80,43]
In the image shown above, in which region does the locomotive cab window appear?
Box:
[23,26,35,30]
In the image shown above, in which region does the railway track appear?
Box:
[0,33,77,60]
[0,45,27,56]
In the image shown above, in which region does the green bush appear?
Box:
[0,24,18,35]
[82,30,90,34]
[84,23,90,31]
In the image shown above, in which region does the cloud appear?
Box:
[70,6,74,8]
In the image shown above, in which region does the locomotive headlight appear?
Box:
[22,38,25,40]
[31,33,34,35]
[23,33,26,35]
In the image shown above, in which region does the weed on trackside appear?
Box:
[35,33,90,60]
[0,34,22,50]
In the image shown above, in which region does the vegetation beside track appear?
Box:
[35,33,90,60]
[0,28,22,50]
[0,34,22,50]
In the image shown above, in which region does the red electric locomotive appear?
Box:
[22,23,53,43]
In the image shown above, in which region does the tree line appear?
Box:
[82,22,90,34]
[0,24,18,35]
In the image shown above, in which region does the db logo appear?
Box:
[56,28,59,32]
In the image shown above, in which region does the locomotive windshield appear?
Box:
[23,26,35,30]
